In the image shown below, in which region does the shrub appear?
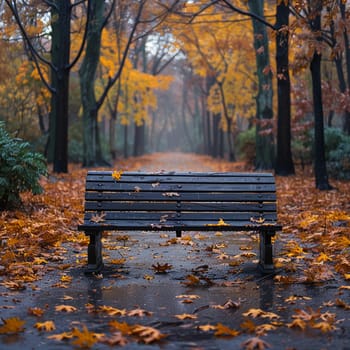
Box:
[0,122,47,209]
[326,128,350,180]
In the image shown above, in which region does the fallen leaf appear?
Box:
[242,308,280,320]
[152,262,173,273]
[287,318,307,330]
[98,332,128,346]
[71,325,102,348]
[131,324,167,344]
[0,317,26,334]
[55,305,77,313]
[175,313,197,320]
[127,308,153,317]
[35,321,56,332]
[211,298,240,310]
[98,305,127,316]
[90,212,106,223]
[162,192,180,197]
[112,170,123,181]
[198,324,216,332]
[214,323,240,337]
[241,336,271,350]
[28,307,45,317]
[176,294,200,300]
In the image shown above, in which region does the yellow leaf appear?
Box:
[143,274,154,280]
[55,305,77,313]
[71,325,102,348]
[35,321,56,332]
[242,308,280,319]
[99,305,127,316]
[214,323,240,337]
[112,170,123,181]
[0,317,26,334]
[311,321,336,333]
[60,275,72,283]
[316,252,332,262]
[175,313,197,320]
[344,273,350,280]
[176,294,200,300]
[47,331,74,341]
[198,324,216,332]
[127,308,153,317]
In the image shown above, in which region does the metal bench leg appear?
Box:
[176,230,182,238]
[259,231,274,274]
[86,232,104,274]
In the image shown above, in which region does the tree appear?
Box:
[4,0,89,173]
[275,0,295,175]
[290,0,332,189]
[247,0,275,170]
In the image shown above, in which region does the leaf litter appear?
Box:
[0,154,349,348]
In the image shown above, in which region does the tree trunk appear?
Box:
[49,0,71,173]
[248,0,274,170]
[79,0,107,167]
[309,5,332,190]
[275,0,294,175]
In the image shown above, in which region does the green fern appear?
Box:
[0,122,47,209]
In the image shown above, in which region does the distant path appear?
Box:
[122,152,247,173]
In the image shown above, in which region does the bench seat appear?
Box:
[78,171,282,274]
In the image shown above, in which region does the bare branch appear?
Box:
[68,0,90,69]
[219,0,276,30]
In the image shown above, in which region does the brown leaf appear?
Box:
[241,337,271,350]
[214,323,240,337]
[152,262,173,273]
[211,298,240,310]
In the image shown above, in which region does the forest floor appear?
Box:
[0,152,349,350]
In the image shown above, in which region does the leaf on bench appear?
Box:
[112,170,123,181]
[206,218,230,227]
[134,186,141,192]
[162,192,180,197]
[250,216,265,224]
[90,213,106,223]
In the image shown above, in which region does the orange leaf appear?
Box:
[35,321,56,332]
[214,323,240,337]
[0,317,26,334]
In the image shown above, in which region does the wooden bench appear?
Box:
[78,171,281,274]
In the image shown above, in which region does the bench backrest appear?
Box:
[82,171,278,231]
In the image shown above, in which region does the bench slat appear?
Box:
[83,212,277,221]
[86,173,275,184]
[84,192,277,202]
[85,182,276,192]
[84,201,277,212]
[79,221,280,231]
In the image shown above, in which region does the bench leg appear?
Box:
[86,232,104,274]
[259,231,274,274]
[176,230,182,238]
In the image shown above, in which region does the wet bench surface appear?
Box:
[78,171,282,274]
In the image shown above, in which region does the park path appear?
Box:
[118,151,247,173]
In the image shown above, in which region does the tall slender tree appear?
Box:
[275,0,295,175]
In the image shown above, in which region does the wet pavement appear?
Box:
[0,153,349,349]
